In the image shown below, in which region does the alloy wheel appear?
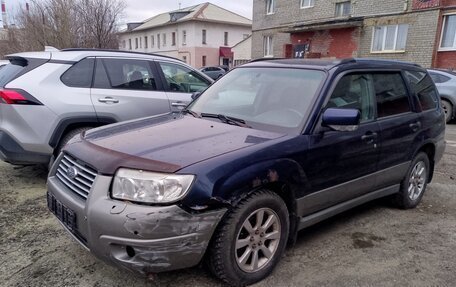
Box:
[408,161,427,201]
[235,208,281,273]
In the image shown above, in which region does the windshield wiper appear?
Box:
[200,113,251,128]
[182,108,200,118]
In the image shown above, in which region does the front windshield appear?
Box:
[188,67,326,133]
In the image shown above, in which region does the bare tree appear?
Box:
[1,0,125,56]
[76,0,125,48]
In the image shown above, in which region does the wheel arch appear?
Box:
[415,142,436,182]
[49,116,116,149]
[209,158,309,245]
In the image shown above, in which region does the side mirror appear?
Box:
[191,92,202,100]
[322,108,361,132]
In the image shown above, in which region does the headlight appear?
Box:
[112,168,195,204]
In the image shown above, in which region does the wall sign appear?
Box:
[412,0,440,10]
[293,44,310,58]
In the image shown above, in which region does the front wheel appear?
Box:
[207,190,289,286]
[393,152,430,209]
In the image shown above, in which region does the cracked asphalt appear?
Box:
[0,124,455,287]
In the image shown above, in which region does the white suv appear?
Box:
[0,49,212,165]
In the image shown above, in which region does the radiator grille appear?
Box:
[55,154,97,200]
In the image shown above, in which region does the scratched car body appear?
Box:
[47,58,445,286]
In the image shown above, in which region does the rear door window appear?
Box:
[373,73,411,118]
[405,71,438,111]
[158,62,210,93]
[96,58,158,91]
[61,58,95,88]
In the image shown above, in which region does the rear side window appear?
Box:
[61,58,95,88]
[98,58,157,91]
[0,62,25,87]
[429,72,451,84]
[405,71,438,111]
[373,73,411,118]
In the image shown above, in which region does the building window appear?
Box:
[224,32,229,46]
[202,29,207,44]
[163,33,167,46]
[140,37,142,48]
[122,40,126,49]
[135,38,138,49]
[266,0,275,14]
[264,36,273,57]
[372,24,409,53]
[441,15,456,50]
[183,30,187,45]
[301,0,314,9]
[151,35,154,48]
[172,32,176,46]
[183,56,187,63]
[335,1,351,17]
[202,55,207,67]
[128,39,132,50]
[144,36,148,49]
[157,34,161,49]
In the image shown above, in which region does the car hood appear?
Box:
[64,114,285,175]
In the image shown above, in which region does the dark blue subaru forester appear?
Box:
[47,58,445,286]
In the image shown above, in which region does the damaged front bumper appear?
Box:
[47,167,226,274]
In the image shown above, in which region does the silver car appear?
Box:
[428,69,456,123]
[0,49,213,165]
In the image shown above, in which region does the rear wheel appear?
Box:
[207,190,289,286]
[441,99,453,123]
[393,152,430,209]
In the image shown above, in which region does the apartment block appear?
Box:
[252,0,456,68]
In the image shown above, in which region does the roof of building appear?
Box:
[123,2,252,33]
[232,35,252,49]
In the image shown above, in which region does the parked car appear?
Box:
[199,66,226,80]
[47,58,445,286]
[0,49,212,165]
[428,69,456,123]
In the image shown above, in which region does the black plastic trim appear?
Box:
[48,116,116,148]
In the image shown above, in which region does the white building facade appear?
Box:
[119,3,252,68]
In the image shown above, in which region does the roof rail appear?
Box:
[60,48,182,61]
[249,57,285,63]
[352,58,421,67]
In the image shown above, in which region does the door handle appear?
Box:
[98,97,119,104]
[409,121,421,132]
[171,102,188,109]
[361,132,378,144]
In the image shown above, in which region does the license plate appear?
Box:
[47,192,77,232]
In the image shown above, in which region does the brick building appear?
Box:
[252,0,456,69]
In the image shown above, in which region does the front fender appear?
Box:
[212,158,309,204]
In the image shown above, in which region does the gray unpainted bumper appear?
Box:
[0,131,50,165]
[47,168,226,274]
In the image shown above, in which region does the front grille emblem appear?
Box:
[67,166,79,179]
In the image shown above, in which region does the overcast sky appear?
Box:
[3,0,253,27]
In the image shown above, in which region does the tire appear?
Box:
[49,127,92,169]
[393,152,430,209]
[441,99,453,123]
[207,190,289,286]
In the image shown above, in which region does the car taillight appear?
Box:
[0,89,42,105]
